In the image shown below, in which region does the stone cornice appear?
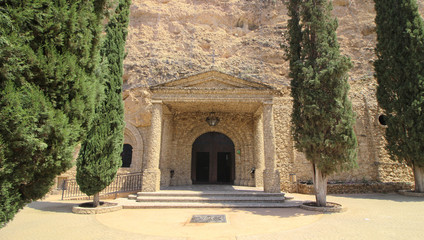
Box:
[150,70,277,91]
[151,88,281,96]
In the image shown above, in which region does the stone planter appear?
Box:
[300,201,345,213]
[72,202,122,214]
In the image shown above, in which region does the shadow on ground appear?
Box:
[332,193,424,203]
[27,201,76,213]
[228,206,322,218]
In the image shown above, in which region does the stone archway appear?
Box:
[175,113,252,186]
[122,123,144,173]
[191,132,235,184]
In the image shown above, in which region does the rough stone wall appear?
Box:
[297,182,413,194]
[124,0,289,88]
[284,78,414,187]
[124,0,424,90]
[326,78,382,183]
[375,136,415,183]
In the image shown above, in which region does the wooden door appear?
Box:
[192,132,235,184]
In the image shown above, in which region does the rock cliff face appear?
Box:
[119,0,422,188]
[123,0,423,90]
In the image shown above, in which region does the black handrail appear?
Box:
[61,172,143,200]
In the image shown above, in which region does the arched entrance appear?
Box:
[191,132,235,184]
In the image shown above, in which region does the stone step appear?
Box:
[121,201,301,209]
[136,196,285,203]
[136,191,285,198]
[125,188,293,208]
[128,194,137,200]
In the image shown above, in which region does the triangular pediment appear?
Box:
[151,71,274,90]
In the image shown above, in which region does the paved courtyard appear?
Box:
[1,193,423,240]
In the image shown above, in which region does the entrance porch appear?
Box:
[140,71,282,193]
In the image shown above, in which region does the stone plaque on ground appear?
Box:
[190,215,227,223]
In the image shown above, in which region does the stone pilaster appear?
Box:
[254,113,265,187]
[141,100,162,192]
[262,100,281,193]
[160,112,173,187]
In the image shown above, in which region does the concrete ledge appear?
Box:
[72,203,122,214]
[300,201,346,213]
[398,190,424,197]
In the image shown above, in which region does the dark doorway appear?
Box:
[121,144,133,168]
[192,132,235,184]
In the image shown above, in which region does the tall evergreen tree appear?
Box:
[374,0,424,192]
[0,0,106,227]
[287,0,357,206]
[76,0,130,207]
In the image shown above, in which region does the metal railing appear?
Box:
[61,172,142,200]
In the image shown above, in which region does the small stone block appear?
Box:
[190,214,227,223]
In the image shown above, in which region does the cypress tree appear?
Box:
[0,0,105,226]
[76,0,130,207]
[374,0,424,192]
[287,0,357,206]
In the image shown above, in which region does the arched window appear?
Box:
[378,115,387,125]
[121,144,133,168]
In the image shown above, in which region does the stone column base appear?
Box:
[141,169,161,192]
[263,169,281,193]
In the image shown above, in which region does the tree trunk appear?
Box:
[413,165,424,193]
[312,163,328,207]
[93,192,100,208]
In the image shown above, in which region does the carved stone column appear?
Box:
[141,100,162,192]
[262,100,281,193]
[254,112,265,187]
[160,112,173,187]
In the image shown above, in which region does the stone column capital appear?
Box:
[263,99,274,106]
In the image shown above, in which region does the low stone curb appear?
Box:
[72,203,122,214]
[299,201,346,213]
[297,182,413,194]
[398,190,424,197]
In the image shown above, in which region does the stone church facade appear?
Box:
[57,0,418,193]
[125,70,284,192]
[119,70,414,193]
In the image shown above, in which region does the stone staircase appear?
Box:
[118,186,301,208]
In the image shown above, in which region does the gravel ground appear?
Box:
[0,193,423,240]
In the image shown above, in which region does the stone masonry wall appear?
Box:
[297,182,413,194]
[273,90,296,192]
[280,78,414,191]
